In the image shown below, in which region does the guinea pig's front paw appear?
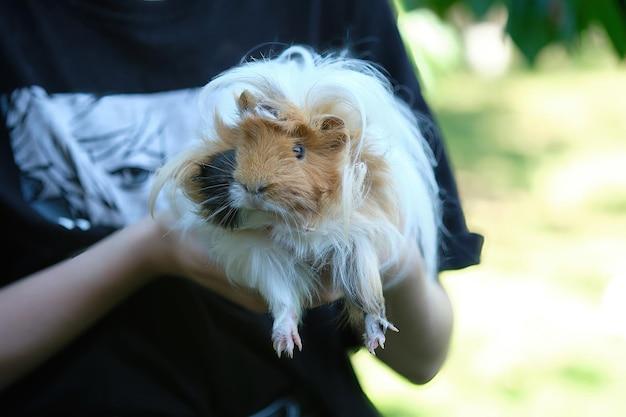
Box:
[272,316,302,359]
[363,313,399,355]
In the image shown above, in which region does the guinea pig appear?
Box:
[150,46,440,358]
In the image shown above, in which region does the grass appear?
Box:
[351,48,626,417]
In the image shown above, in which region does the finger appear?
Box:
[193,275,269,313]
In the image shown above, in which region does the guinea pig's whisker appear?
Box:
[200,190,230,206]
[200,199,220,209]
[291,214,306,247]
[194,173,231,179]
[283,209,308,249]
[276,210,302,251]
[285,210,299,227]
[218,206,239,228]
[194,174,232,182]
[221,159,236,170]
[201,163,234,175]
[205,204,232,222]
[197,182,231,191]
[199,193,229,206]
[278,209,295,232]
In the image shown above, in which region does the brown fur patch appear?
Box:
[230,110,347,224]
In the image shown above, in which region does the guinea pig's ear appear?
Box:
[237,90,280,120]
[237,89,257,113]
[317,115,349,150]
[320,115,344,131]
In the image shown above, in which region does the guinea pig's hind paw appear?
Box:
[272,322,302,359]
[364,314,398,355]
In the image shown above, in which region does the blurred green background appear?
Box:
[351,3,626,417]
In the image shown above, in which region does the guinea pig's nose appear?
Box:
[245,184,268,194]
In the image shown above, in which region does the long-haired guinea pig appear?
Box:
[150,46,440,358]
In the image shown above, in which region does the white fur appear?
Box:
[154,46,440,351]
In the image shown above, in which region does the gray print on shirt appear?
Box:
[1,86,204,229]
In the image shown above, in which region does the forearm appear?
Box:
[0,219,162,390]
[377,262,453,384]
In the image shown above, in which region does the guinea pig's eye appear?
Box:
[293,144,305,160]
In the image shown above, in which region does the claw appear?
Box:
[364,313,397,354]
[272,316,302,358]
[294,332,303,351]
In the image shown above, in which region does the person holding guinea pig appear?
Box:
[0,1,483,416]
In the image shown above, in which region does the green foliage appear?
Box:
[353,64,626,417]
[397,0,626,64]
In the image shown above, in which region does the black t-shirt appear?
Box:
[0,1,483,416]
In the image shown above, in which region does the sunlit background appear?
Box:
[352,3,626,417]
